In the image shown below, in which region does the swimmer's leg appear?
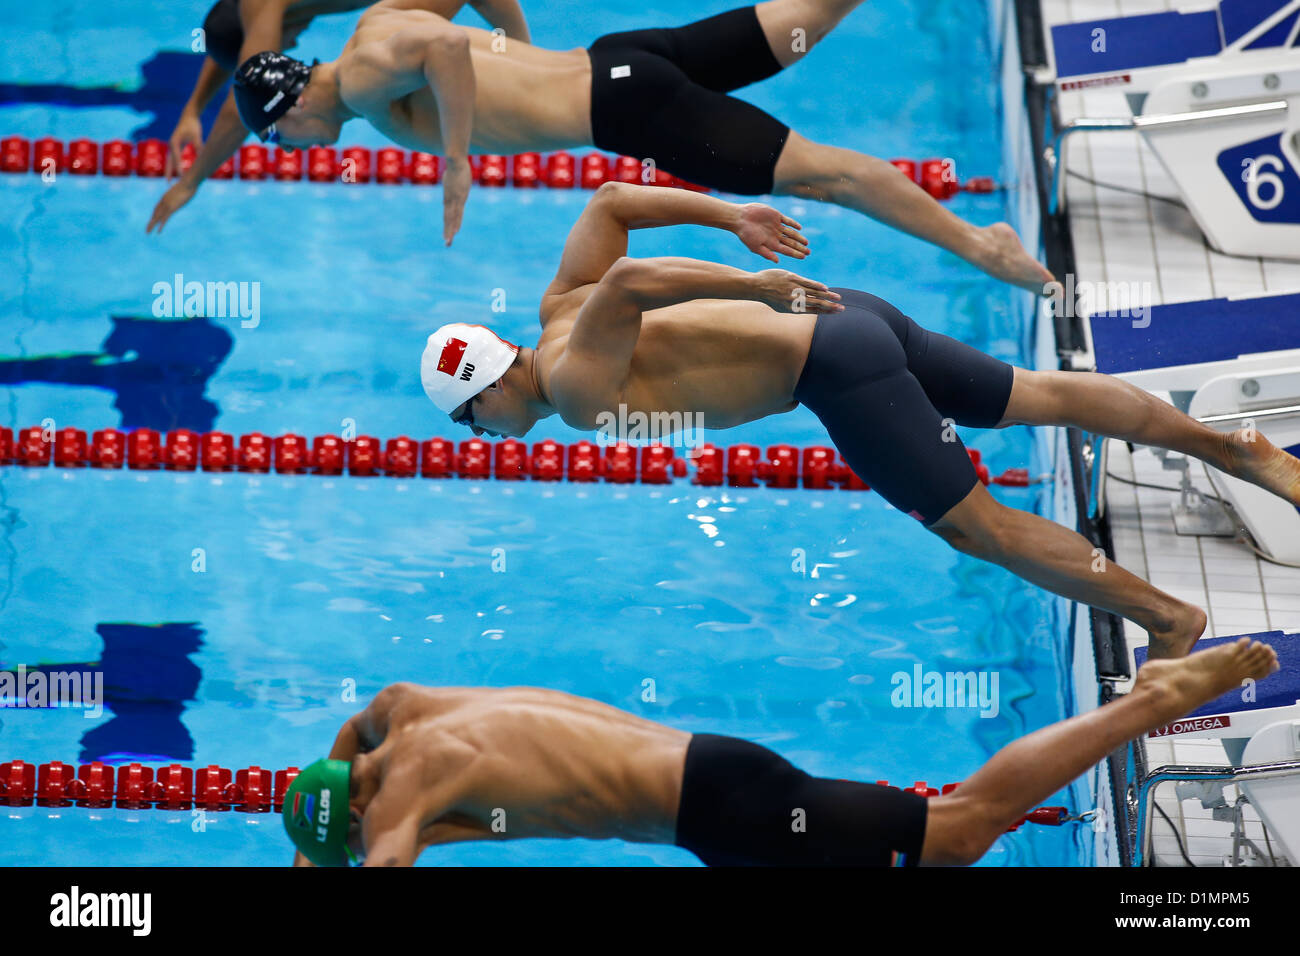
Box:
[754,0,866,68]
[1001,368,1300,508]
[921,638,1278,864]
[930,484,1207,658]
[828,299,1208,658]
[802,300,1202,657]
[772,132,1054,293]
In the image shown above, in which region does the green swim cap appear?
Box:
[282,758,357,867]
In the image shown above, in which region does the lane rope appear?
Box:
[0,136,998,197]
[0,425,1042,489]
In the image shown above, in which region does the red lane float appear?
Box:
[0,760,299,812]
[307,146,338,182]
[873,778,1073,832]
[890,156,1000,198]
[1,136,30,173]
[0,427,1034,490]
[512,152,541,188]
[68,138,99,175]
[102,140,131,176]
[0,136,1001,198]
[342,146,372,183]
[409,151,441,184]
[545,152,575,188]
[478,154,508,187]
[274,146,303,181]
[376,147,406,184]
[134,139,167,177]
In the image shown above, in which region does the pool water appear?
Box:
[0,0,1090,865]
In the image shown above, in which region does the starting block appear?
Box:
[1044,0,1300,259]
[1135,630,1300,864]
[1088,290,1300,562]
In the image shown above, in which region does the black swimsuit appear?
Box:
[795,290,1017,525]
[675,734,929,866]
[587,7,792,194]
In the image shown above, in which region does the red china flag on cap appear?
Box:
[437,338,468,376]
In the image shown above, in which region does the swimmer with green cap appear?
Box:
[283,641,1279,866]
[282,758,359,867]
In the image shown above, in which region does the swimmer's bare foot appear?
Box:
[1135,637,1279,724]
[1145,601,1207,659]
[1214,428,1300,507]
[970,223,1056,293]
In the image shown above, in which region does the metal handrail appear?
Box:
[1134,759,1300,866]
[1048,100,1290,215]
[1198,403,1300,425]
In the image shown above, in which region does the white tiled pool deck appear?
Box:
[1038,0,1300,865]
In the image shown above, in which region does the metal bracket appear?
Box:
[1155,452,1237,537]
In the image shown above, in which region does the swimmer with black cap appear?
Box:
[283,641,1279,865]
[425,181,1300,658]
[221,0,1055,289]
[147,0,530,234]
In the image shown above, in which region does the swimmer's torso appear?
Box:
[373,686,689,848]
[340,9,593,153]
[539,293,818,431]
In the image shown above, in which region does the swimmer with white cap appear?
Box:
[420,324,521,438]
[284,638,1279,865]
[423,182,1300,659]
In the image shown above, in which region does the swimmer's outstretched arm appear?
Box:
[543,182,809,303]
[342,13,475,245]
[148,0,293,233]
[163,57,230,179]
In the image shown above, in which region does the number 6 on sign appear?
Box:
[1243,155,1285,211]
[1218,134,1300,223]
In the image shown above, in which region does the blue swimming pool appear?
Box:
[0,0,1090,865]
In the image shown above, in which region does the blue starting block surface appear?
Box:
[1090,292,1300,376]
[1052,1,1300,78]
[1052,10,1222,77]
[1222,0,1300,49]
[1135,630,1300,720]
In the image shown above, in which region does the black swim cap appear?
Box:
[202,0,243,72]
[233,51,315,141]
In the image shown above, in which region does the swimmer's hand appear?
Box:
[165,111,204,180]
[735,203,810,263]
[442,156,472,246]
[752,270,843,314]
[147,179,197,234]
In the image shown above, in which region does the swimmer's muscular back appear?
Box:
[537,293,816,430]
[348,685,689,861]
[339,5,592,154]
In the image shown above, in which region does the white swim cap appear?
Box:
[421,323,520,414]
